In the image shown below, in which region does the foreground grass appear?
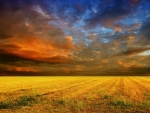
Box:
[0,76,150,113]
[0,95,37,109]
[1,94,149,113]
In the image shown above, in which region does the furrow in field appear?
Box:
[33,78,95,94]
[122,77,144,101]
[42,79,97,95]
[42,78,111,98]
[2,78,97,91]
[133,77,150,91]
[111,77,125,95]
[70,77,115,98]
[0,77,97,100]
[77,77,121,100]
[95,77,120,95]
[128,77,150,99]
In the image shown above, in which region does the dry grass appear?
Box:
[0,76,150,113]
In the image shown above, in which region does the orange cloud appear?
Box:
[7,67,39,72]
[102,60,108,63]
[0,35,75,62]
[123,64,142,68]
[62,67,70,73]
[0,6,76,63]
[118,61,123,65]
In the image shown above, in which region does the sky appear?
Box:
[0,0,150,76]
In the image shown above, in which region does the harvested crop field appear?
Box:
[0,76,150,113]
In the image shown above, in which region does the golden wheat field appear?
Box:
[0,76,150,113]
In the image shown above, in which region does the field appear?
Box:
[0,76,150,113]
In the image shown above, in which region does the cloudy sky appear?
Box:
[0,0,150,76]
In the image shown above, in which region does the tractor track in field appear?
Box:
[72,77,119,98]
[41,77,125,99]
[88,77,124,95]
[96,78,119,94]
[42,79,99,95]
[41,77,150,101]
[42,78,112,98]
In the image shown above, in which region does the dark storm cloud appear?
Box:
[0,0,143,29]
[0,33,12,39]
[0,0,47,10]
[0,53,39,64]
[16,0,140,28]
[125,67,150,75]
[85,0,142,28]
